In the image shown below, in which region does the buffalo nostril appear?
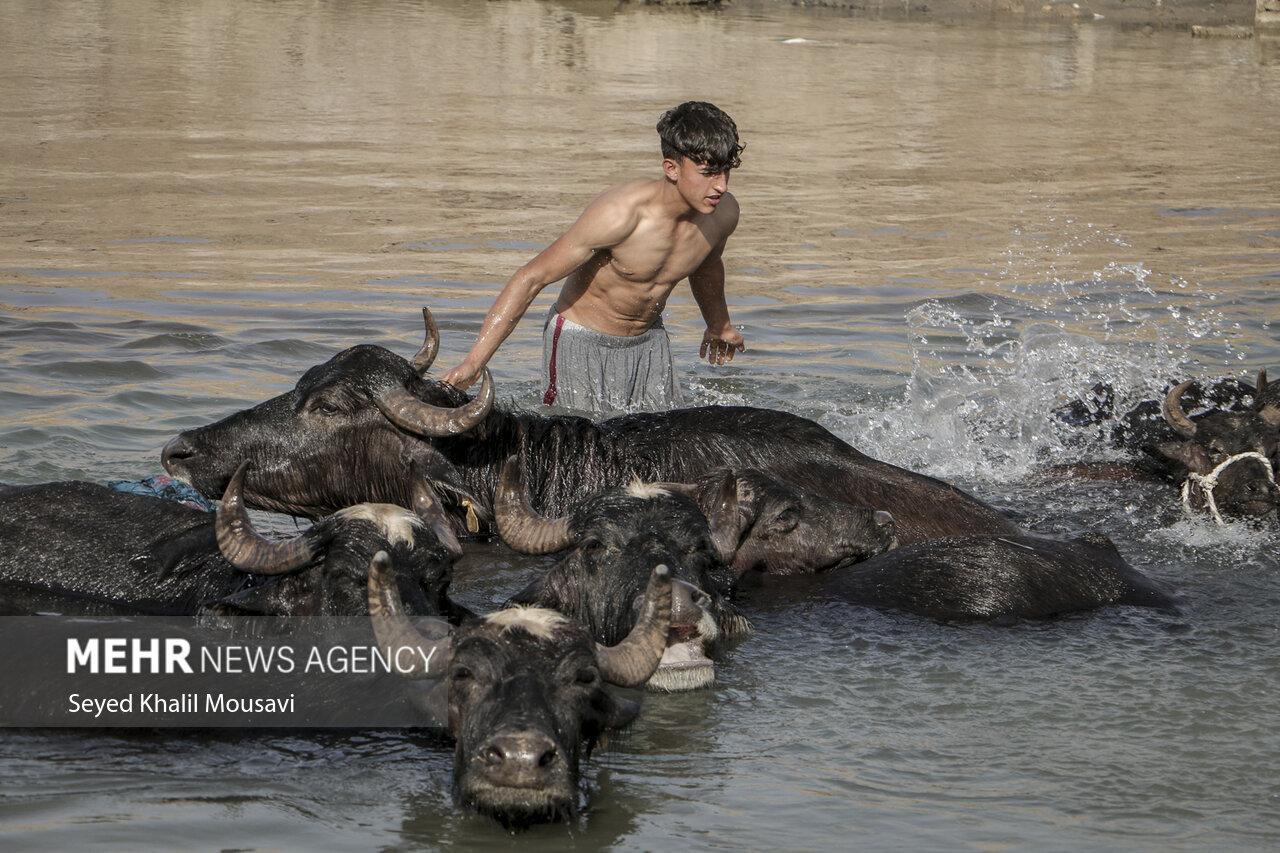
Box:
[670,579,708,624]
[161,435,194,471]
[481,733,559,780]
[483,744,506,766]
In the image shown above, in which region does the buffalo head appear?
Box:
[495,458,750,692]
[207,461,466,628]
[368,553,671,827]
[658,468,896,577]
[162,309,493,521]
[1153,380,1279,520]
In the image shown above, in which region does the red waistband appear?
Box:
[542,312,565,405]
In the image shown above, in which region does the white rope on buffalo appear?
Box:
[1180,451,1276,526]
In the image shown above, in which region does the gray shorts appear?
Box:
[542,307,683,413]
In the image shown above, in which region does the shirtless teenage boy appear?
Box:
[440,100,746,412]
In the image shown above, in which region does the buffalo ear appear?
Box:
[1152,441,1214,475]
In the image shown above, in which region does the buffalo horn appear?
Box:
[1162,380,1198,438]
[409,475,463,558]
[367,550,451,680]
[494,456,575,554]
[409,307,440,375]
[376,366,494,437]
[216,461,319,574]
[595,564,673,688]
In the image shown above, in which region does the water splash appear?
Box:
[819,256,1263,488]
[1145,514,1276,564]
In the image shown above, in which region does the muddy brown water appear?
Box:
[2,1,1279,850]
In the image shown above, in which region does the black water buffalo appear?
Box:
[1056,372,1280,523]
[0,465,464,628]
[747,532,1179,622]
[1127,378,1280,521]
[493,458,750,692]
[161,309,1021,547]
[368,554,673,827]
[1151,377,1279,522]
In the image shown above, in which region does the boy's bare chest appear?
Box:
[606,218,714,284]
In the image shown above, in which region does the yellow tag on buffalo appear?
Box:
[463,499,479,533]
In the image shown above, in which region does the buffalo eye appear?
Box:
[449,664,473,683]
[770,507,799,535]
[306,397,341,416]
[574,666,600,686]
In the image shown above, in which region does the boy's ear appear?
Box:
[662,157,681,181]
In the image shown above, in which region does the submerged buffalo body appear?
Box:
[368,556,674,827]
[0,473,462,628]
[162,319,1020,548]
[761,532,1179,622]
[1,481,239,615]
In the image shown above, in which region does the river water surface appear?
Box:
[2,0,1279,850]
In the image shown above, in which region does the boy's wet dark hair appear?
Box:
[657,101,744,173]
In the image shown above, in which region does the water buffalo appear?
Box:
[1121,378,1280,520]
[747,532,1179,622]
[493,458,750,692]
[1152,377,1279,523]
[1056,372,1280,523]
[161,308,1020,547]
[368,554,673,827]
[0,465,465,628]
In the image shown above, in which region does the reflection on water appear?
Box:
[2,0,1279,851]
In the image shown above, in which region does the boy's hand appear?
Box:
[440,361,481,390]
[700,328,746,365]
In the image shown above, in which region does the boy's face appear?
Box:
[664,156,730,215]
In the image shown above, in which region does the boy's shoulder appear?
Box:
[593,177,662,206]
